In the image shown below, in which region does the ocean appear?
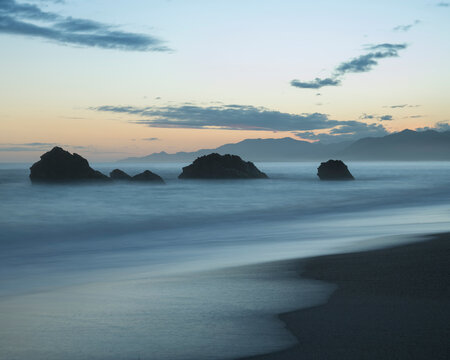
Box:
[0,161,449,360]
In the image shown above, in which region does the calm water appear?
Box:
[0,162,449,360]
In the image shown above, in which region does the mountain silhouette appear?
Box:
[120,130,450,162]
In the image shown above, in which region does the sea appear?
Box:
[0,161,449,360]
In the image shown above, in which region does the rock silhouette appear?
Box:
[29,147,109,182]
[317,160,354,180]
[179,153,268,179]
[110,169,132,180]
[132,170,165,183]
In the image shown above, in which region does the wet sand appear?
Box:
[240,233,450,360]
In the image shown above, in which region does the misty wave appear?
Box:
[0,161,449,360]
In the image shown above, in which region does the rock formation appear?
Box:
[29,147,109,182]
[132,170,165,183]
[317,160,354,180]
[110,169,132,180]
[179,153,268,179]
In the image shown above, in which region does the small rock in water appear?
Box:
[110,169,132,180]
[317,160,354,180]
[178,153,268,179]
[132,170,165,183]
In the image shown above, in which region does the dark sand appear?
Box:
[240,233,450,360]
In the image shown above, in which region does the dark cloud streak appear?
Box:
[393,20,420,32]
[336,44,407,74]
[0,0,169,51]
[384,104,420,108]
[291,43,408,89]
[291,77,340,89]
[93,104,344,132]
[360,113,393,121]
[0,142,87,151]
[92,102,390,147]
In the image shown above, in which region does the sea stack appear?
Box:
[179,153,268,179]
[110,169,132,180]
[29,147,109,182]
[110,169,165,183]
[317,160,354,180]
[132,170,165,183]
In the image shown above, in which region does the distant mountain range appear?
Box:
[120,130,450,162]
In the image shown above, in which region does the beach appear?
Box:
[241,232,450,360]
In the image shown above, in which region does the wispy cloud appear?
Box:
[384,104,420,108]
[385,104,407,108]
[0,142,86,151]
[360,113,393,121]
[296,121,389,143]
[92,104,348,132]
[336,44,407,74]
[34,0,65,3]
[291,43,408,89]
[21,142,58,146]
[92,103,391,145]
[436,2,449,7]
[393,20,420,32]
[0,0,170,51]
[291,78,340,89]
[0,147,49,152]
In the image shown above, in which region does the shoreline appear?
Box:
[239,232,450,360]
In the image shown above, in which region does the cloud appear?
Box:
[360,113,393,121]
[296,121,389,143]
[290,77,341,89]
[0,147,50,152]
[22,142,58,146]
[291,43,408,89]
[0,0,169,51]
[92,103,352,132]
[93,103,394,143]
[393,20,420,32]
[142,137,160,141]
[416,121,450,132]
[336,44,407,74]
[384,104,420,108]
[436,2,449,7]
[0,142,57,151]
[0,142,87,151]
[386,104,407,108]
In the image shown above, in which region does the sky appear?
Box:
[0,0,449,161]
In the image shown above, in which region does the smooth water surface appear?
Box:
[0,162,449,359]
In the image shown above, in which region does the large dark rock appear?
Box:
[110,169,132,180]
[29,147,109,182]
[317,159,354,180]
[132,170,165,183]
[179,153,268,179]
